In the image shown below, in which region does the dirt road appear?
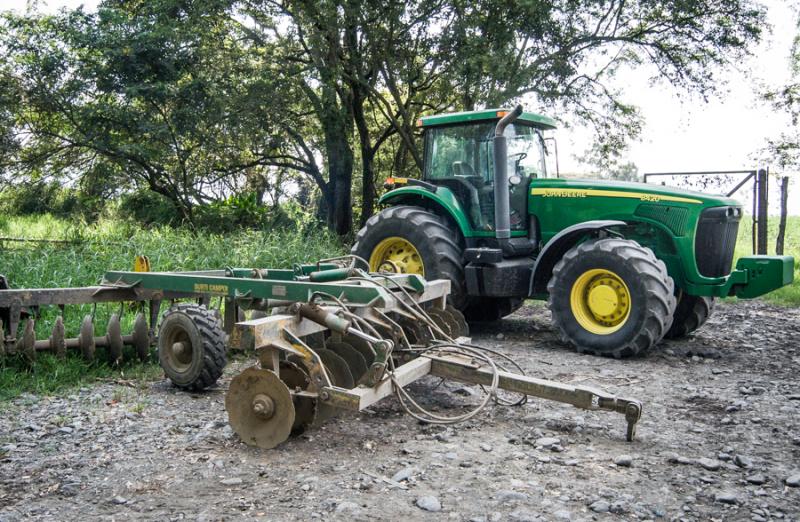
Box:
[1,301,799,521]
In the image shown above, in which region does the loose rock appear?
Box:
[416,496,442,512]
[714,491,738,505]
[698,458,721,471]
[614,455,633,467]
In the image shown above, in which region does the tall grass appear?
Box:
[0,215,346,402]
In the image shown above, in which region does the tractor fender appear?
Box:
[379,186,473,238]
[529,220,627,295]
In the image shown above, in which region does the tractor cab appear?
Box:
[418,109,556,240]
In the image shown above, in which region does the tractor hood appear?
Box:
[529,177,741,208]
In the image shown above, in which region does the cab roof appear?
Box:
[418,108,557,130]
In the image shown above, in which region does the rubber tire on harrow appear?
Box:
[664,294,715,339]
[547,238,676,358]
[351,205,468,309]
[158,303,226,391]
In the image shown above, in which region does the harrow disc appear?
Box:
[107,314,124,365]
[327,341,368,383]
[17,319,36,362]
[426,308,455,339]
[316,348,354,389]
[132,313,150,361]
[445,304,469,337]
[397,317,432,346]
[278,360,316,434]
[51,316,66,359]
[226,367,295,449]
[79,315,96,360]
[287,353,339,426]
[343,334,375,366]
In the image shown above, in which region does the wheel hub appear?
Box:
[570,269,631,335]
[251,394,275,419]
[588,283,619,317]
[172,341,189,357]
[369,237,424,275]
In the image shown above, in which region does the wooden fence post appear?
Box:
[776,176,789,256]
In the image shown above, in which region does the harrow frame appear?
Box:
[1,259,643,448]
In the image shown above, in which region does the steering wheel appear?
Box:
[509,152,527,163]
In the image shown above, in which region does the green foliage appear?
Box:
[763,14,800,173]
[0,0,768,235]
[117,190,182,227]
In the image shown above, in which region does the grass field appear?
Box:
[0,213,797,402]
[0,214,346,402]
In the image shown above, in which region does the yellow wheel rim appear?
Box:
[570,268,631,335]
[368,237,424,275]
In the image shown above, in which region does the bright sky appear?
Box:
[2,0,798,214]
[550,0,799,215]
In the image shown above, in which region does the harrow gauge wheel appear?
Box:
[158,304,226,391]
[226,367,295,449]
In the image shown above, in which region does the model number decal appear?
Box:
[194,283,229,294]
[531,188,702,204]
[538,189,587,198]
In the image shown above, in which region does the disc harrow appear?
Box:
[2,311,151,363]
[1,256,644,452]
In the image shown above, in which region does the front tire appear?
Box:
[352,206,467,309]
[664,294,714,339]
[547,238,676,358]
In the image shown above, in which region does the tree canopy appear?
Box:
[0,0,767,233]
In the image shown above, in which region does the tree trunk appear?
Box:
[360,151,376,226]
[322,125,354,236]
[776,176,789,255]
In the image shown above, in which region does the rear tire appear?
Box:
[664,294,714,339]
[547,238,676,358]
[352,206,468,309]
[158,303,227,391]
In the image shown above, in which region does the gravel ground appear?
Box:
[1,300,799,521]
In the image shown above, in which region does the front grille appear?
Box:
[695,206,741,277]
[635,204,689,236]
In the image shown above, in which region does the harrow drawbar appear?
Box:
[0,257,643,448]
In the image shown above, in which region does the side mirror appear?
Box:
[508,174,522,186]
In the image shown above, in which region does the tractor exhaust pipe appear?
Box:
[493,104,523,247]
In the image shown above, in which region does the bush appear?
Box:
[0,182,105,221]
[116,190,182,227]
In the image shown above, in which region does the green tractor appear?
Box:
[352,105,795,357]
